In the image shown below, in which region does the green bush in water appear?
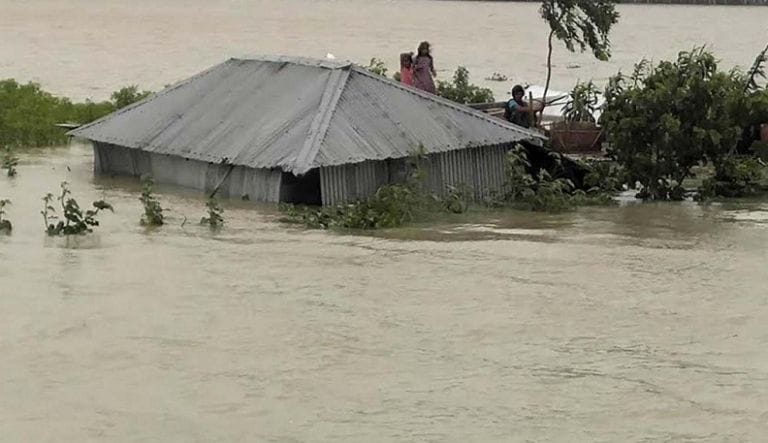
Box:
[282,144,619,230]
[601,47,768,200]
[2,146,19,177]
[0,199,11,234]
[139,175,164,226]
[0,79,153,147]
[489,145,617,212]
[41,182,113,236]
[200,196,224,229]
[698,156,766,199]
[281,182,425,230]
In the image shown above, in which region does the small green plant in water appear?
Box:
[200,197,224,228]
[493,145,616,212]
[2,146,18,177]
[443,184,471,214]
[41,182,113,235]
[139,175,164,226]
[0,199,12,234]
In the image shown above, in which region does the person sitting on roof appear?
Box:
[505,85,533,128]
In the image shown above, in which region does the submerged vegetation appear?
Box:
[41,182,113,235]
[601,47,768,200]
[139,175,164,226]
[200,197,224,228]
[2,146,18,177]
[0,199,11,234]
[0,79,151,147]
[280,145,616,230]
[3,44,768,234]
[489,145,615,211]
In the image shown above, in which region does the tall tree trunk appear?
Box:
[540,29,556,121]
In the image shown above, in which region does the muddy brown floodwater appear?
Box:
[2,0,768,438]
[1,144,768,441]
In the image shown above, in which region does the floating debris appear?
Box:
[485,72,509,82]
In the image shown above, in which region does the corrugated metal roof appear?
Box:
[70,55,545,175]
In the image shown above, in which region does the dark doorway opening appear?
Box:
[280,169,322,205]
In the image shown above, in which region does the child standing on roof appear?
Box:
[399,52,414,86]
[413,42,436,94]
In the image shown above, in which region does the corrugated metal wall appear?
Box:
[319,160,389,206]
[430,145,508,200]
[93,142,282,202]
[319,144,510,205]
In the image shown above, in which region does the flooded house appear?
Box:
[70,55,546,206]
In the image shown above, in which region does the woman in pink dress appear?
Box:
[413,41,436,94]
[399,52,414,86]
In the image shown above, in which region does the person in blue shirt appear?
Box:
[504,84,533,128]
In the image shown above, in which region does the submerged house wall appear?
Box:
[93,142,283,202]
[319,144,511,206]
[94,142,518,206]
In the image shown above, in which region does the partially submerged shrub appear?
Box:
[200,197,224,228]
[281,182,424,230]
[601,47,768,200]
[281,148,433,229]
[493,145,616,212]
[443,184,471,214]
[437,67,494,104]
[139,175,164,226]
[0,199,11,234]
[581,159,625,193]
[2,146,18,177]
[0,79,153,147]
[283,144,617,229]
[698,156,766,199]
[41,182,113,235]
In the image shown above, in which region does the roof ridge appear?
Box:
[232,54,352,70]
[350,66,544,140]
[291,66,351,174]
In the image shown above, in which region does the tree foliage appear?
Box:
[563,80,600,123]
[540,0,620,61]
[111,85,152,109]
[540,0,619,116]
[0,79,152,147]
[437,67,494,104]
[364,58,388,77]
[601,47,768,200]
